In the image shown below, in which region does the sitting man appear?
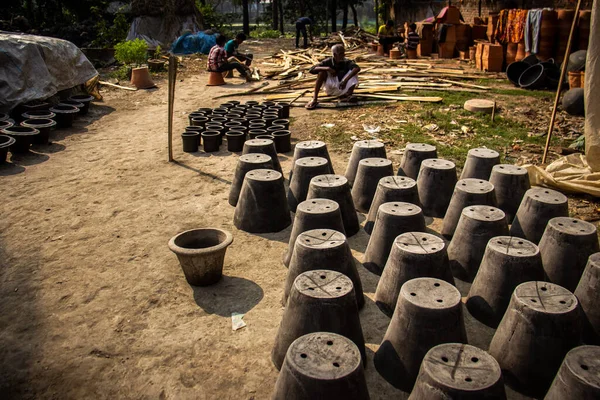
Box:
[207,34,252,82]
[225,33,253,66]
[378,20,403,52]
[305,44,361,110]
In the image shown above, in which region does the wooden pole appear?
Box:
[167,55,178,162]
[542,0,582,164]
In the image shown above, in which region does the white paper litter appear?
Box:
[232,313,246,331]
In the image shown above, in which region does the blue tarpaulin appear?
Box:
[170,31,216,55]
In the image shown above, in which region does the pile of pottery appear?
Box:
[184,100,292,154]
[262,141,600,399]
[0,95,94,162]
[506,55,561,90]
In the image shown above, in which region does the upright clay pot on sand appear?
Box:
[1,126,39,153]
[168,228,233,286]
[0,135,16,163]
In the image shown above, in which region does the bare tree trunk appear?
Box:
[330,0,337,32]
[279,0,284,34]
[342,3,348,30]
[242,0,250,34]
[350,3,358,26]
[272,0,279,30]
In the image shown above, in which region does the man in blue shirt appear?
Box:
[224,33,253,66]
[295,17,313,49]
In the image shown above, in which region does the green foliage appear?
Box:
[114,39,148,66]
[89,6,129,47]
[154,45,162,59]
[108,65,130,81]
[252,28,281,38]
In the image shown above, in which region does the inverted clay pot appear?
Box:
[168,228,233,286]
[363,202,427,275]
[575,253,600,344]
[408,343,506,400]
[201,131,220,152]
[181,132,199,152]
[539,217,600,292]
[365,176,420,234]
[290,141,334,180]
[374,278,466,391]
[375,232,454,316]
[229,153,273,207]
[447,206,509,281]
[460,148,500,180]
[1,126,39,153]
[351,158,394,213]
[241,138,282,174]
[544,345,600,400]
[49,104,78,128]
[417,159,458,218]
[21,118,56,144]
[233,169,291,233]
[21,110,56,120]
[68,94,94,114]
[283,199,345,267]
[0,135,16,163]
[272,270,366,370]
[510,187,569,244]
[226,131,246,152]
[345,140,387,186]
[288,157,330,212]
[307,175,360,237]
[284,229,365,309]
[489,164,531,222]
[272,332,370,400]
[466,236,544,327]
[488,281,581,397]
[399,143,437,179]
[441,179,497,238]
[272,130,291,153]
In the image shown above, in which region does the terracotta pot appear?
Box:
[130,66,155,89]
[568,71,582,89]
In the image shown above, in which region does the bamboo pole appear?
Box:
[542,0,582,164]
[167,55,178,162]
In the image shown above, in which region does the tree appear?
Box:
[272,0,279,30]
[242,0,250,34]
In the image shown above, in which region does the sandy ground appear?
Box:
[0,60,593,399]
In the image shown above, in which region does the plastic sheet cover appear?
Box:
[0,32,98,113]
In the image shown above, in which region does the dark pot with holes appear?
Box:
[249,129,267,139]
[59,100,84,117]
[519,64,547,90]
[22,110,56,120]
[226,130,246,152]
[68,95,94,114]
[1,126,39,153]
[49,104,79,128]
[186,126,204,144]
[202,131,220,152]
[21,118,56,144]
[182,132,199,152]
[273,130,291,153]
[0,135,16,163]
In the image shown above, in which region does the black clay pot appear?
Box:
[1,126,39,153]
[182,132,199,152]
[245,100,259,106]
[0,135,16,163]
[226,131,246,152]
[267,124,286,135]
[186,126,203,144]
[197,108,213,114]
[188,111,205,125]
[192,116,209,129]
[202,131,220,152]
[22,110,56,120]
[255,134,274,140]
[273,130,292,153]
[21,118,56,144]
[506,61,530,86]
[273,119,290,130]
[212,108,227,115]
[262,101,276,107]
[49,105,78,128]
[522,54,539,65]
[68,95,94,115]
[249,129,267,139]
[59,101,84,117]
[210,117,228,125]
[519,64,546,90]
[542,62,561,89]
[232,118,249,127]
[0,120,14,130]
[225,122,242,131]
[277,102,290,118]
[0,113,8,122]
[562,88,585,116]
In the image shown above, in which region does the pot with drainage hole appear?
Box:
[168,228,233,286]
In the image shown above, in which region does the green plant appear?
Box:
[253,28,281,38]
[114,39,148,66]
[153,45,162,59]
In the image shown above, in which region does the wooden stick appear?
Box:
[167,55,177,162]
[99,81,137,91]
[288,90,310,105]
[491,101,496,122]
[438,78,491,90]
[214,82,270,98]
[543,0,582,164]
[355,94,443,102]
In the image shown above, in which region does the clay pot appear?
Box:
[417,158,458,218]
[168,228,233,286]
[364,176,420,234]
[21,110,56,120]
[276,102,290,118]
[130,66,155,89]
[196,108,213,114]
[20,118,56,144]
[182,132,199,152]
[68,94,94,114]
[0,135,16,163]
[201,131,220,152]
[272,130,291,153]
[0,120,13,131]
[290,141,334,180]
[249,129,267,139]
[229,153,273,207]
[226,131,246,152]
[489,164,530,222]
[345,140,387,186]
[191,116,209,129]
[399,143,437,179]
[545,345,600,399]
[49,104,78,128]
[256,135,274,141]
[0,113,8,122]
[242,138,282,174]
[273,119,290,130]
[460,148,500,180]
[575,253,600,344]
[441,179,497,238]
[1,126,39,153]
[307,175,359,237]
[288,157,331,212]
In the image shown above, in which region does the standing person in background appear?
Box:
[296,16,314,49]
[207,34,253,82]
[225,33,253,66]
[378,20,403,50]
